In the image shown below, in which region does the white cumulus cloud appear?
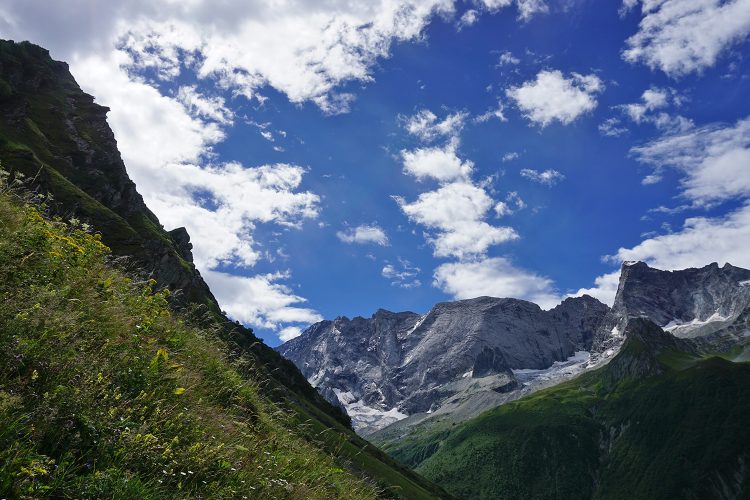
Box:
[337,224,390,246]
[623,0,750,77]
[617,86,693,133]
[474,0,548,20]
[278,326,304,342]
[599,117,629,137]
[433,257,560,309]
[622,87,670,123]
[457,9,480,29]
[175,85,234,125]
[145,162,320,270]
[570,271,621,306]
[631,116,750,204]
[475,101,508,123]
[401,140,474,182]
[402,109,469,142]
[382,258,422,288]
[204,270,323,331]
[506,70,604,127]
[520,168,565,185]
[498,50,520,65]
[494,191,526,217]
[399,109,469,142]
[394,182,518,258]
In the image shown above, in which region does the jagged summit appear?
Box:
[279,294,609,434]
[595,260,750,351]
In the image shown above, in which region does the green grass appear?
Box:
[0,39,451,499]
[0,184,389,498]
[379,338,750,499]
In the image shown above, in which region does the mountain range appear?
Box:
[279,294,609,434]
[279,260,750,436]
[279,260,750,497]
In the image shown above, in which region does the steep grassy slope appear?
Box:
[0,39,449,499]
[375,321,750,499]
[0,183,448,498]
[0,185,371,497]
[0,39,351,430]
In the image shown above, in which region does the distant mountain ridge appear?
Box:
[280,261,750,435]
[279,294,609,433]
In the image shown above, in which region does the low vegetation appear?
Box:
[0,174,382,498]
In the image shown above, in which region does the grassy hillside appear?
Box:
[375,322,750,499]
[0,179,448,498]
[0,38,355,431]
[0,39,450,498]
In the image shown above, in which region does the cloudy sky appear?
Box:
[2,0,750,345]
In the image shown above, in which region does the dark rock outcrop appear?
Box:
[0,40,215,309]
[168,227,194,263]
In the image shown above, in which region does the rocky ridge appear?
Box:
[279,294,609,434]
[280,261,750,435]
[594,261,750,355]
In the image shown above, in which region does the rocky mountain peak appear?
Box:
[279,294,609,434]
[595,261,750,350]
[0,39,218,309]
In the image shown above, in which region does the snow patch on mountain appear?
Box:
[513,350,591,385]
[333,389,407,434]
[663,311,730,333]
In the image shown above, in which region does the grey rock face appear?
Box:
[279,295,609,433]
[595,262,750,353]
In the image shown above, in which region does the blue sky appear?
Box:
[3,0,750,346]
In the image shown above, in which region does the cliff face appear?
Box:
[0,39,352,429]
[594,261,750,354]
[0,40,214,309]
